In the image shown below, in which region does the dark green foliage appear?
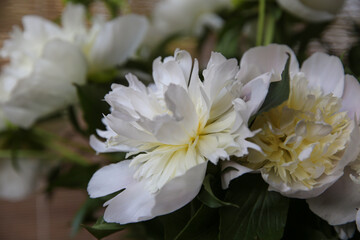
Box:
[219,174,289,240]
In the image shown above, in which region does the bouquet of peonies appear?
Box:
[1,0,360,239]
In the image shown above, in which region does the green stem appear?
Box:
[264,14,275,45]
[256,0,266,46]
[0,150,52,159]
[33,128,91,166]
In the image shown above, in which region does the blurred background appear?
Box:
[0,0,359,239]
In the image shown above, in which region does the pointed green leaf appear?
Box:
[219,174,289,240]
[75,83,111,134]
[84,217,125,240]
[198,174,238,208]
[175,205,219,240]
[256,53,291,115]
[160,204,192,240]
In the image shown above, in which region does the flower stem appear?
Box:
[256,0,266,46]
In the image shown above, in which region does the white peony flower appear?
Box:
[144,0,231,48]
[276,0,346,22]
[87,49,269,224]
[0,3,148,129]
[223,44,360,200]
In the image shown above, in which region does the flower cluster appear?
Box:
[1,0,360,239]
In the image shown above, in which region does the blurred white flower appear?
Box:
[0,158,42,201]
[0,3,148,129]
[223,44,360,200]
[144,0,231,48]
[276,0,346,22]
[88,49,269,224]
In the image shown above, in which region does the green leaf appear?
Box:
[216,27,241,59]
[103,0,127,18]
[348,44,360,78]
[80,191,125,239]
[71,197,103,236]
[175,205,219,240]
[219,174,289,240]
[256,53,291,116]
[87,68,119,84]
[160,204,192,240]
[84,217,125,239]
[198,174,238,208]
[283,199,338,240]
[76,83,111,134]
[47,164,99,192]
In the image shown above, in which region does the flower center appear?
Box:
[248,74,353,189]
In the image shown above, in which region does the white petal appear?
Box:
[237,44,299,84]
[152,57,188,90]
[104,162,207,224]
[239,73,271,120]
[90,135,136,153]
[301,52,344,98]
[87,160,136,198]
[341,75,360,120]
[264,169,343,199]
[221,161,255,189]
[164,84,197,130]
[334,223,356,240]
[61,3,87,36]
[174,49,193,85]
[151,162,207,217]
[103,179,154,224]
[203,54,239,103]
[307,169,360,225]
[89,14,148,71]
[22,15,62,39]
[276,0,341,22]
[105,115,155,143]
